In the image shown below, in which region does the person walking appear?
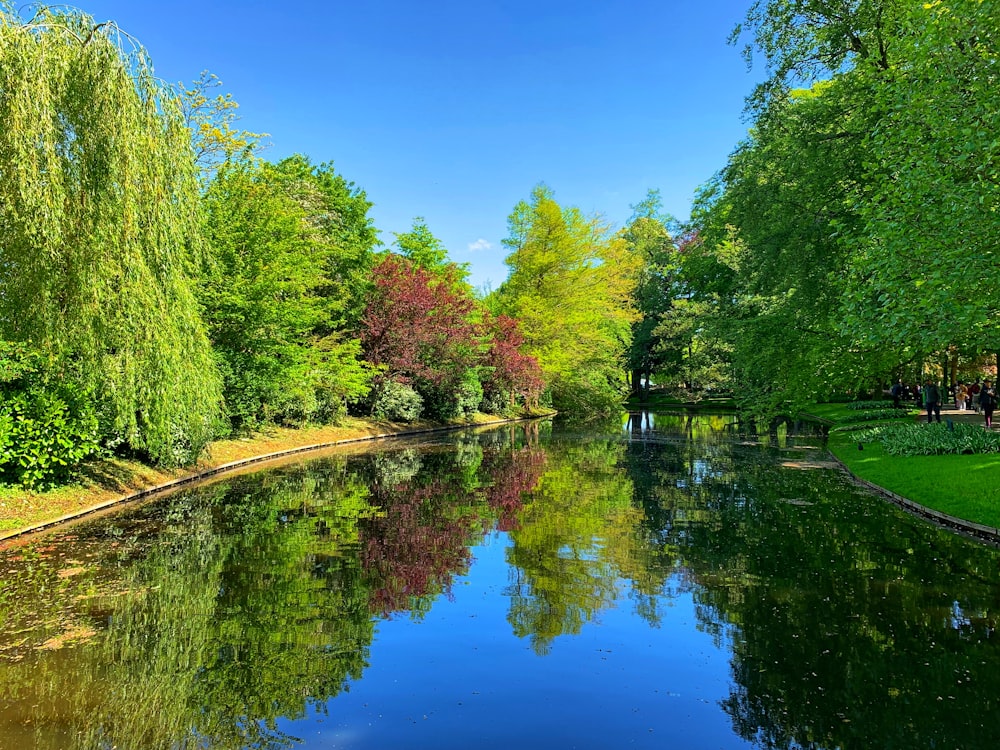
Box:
[922,379,942,423]
[956,382,968,411]
[891,379,904,408]
[980,381,996,429]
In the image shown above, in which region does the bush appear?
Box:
[454,371,484,417]
[0,343,102,488]
[481,389,515,417]
[370,380,423,422]
[857,421,1000,456]
[847,400,895,410]
[418,371,483,421]
[848,408,913,422]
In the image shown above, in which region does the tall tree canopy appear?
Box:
[199,158,372,431]
[0,3,220,464]
[690,0,1000,412]
[494,185,640,413]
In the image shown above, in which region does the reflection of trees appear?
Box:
[710,471,1000,749]
[480,436,547,532]
[0,464,381,749]
[361,476,480,617]
[627,432,1000,750]
[0,423,552,748]
[505,438,647,654]
[11,415,999,748]
[359,428,547,615]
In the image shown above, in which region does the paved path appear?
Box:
[913,401,998,428]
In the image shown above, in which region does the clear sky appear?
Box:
[69,0,758,290]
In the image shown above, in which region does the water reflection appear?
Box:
[1,416,999,749]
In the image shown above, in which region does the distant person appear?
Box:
[955,382,968,411]
[980,381,996,429]
[922,379,942,423]
[890,379,904,408]
[970,381,982,413]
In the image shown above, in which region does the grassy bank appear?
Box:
[0,411,551,537]
[804,402,1000,529]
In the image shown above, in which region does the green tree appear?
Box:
[709,0,1000,408]
[0,4,221,465]
[840,0,1000,354]
[181,70,267,181]
[698,77,882,413]
[494,185,641,414]
[200,159,371,430]
[266,155,381,330]
[621,190,678,396]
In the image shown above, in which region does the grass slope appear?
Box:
[809,403,1000,529]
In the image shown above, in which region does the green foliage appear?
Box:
[621,190,681,393]
[857,422,1000,457]
[0,5,222,465]
[846,400,895,411]
[199,158,372,432]
[370,380,424,422]
[834,408,911,423]
[840,0,1000,352]
[690,0,1000,417]
[421,369,484,421]
[266,154,381,330]
[393,216,471,284]
[181,70,267,180]
[494,185,641,414]
[0,342,101,488]
[480,390,515,417]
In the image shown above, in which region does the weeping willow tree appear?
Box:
[0,4,222,464]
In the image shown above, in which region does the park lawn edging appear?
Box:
[0,412,553,544]
[802,403,1000,543]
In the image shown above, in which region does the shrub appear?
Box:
[370,380,423,422]
[454,371,484,418]
[0,342,102,488]
[481,389,515,418]
[847,400,895,411]
[857,422,1000,456]
[418,371,484,421]
[849,408,913,422]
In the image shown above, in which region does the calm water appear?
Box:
[2,413,1000,750]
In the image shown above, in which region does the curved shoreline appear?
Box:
[5,411,995,548]
[0,416,544,545]
[826,453,1000,545]
[796,409,1000,545]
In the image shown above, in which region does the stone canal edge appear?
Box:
[3,414,997,546]
[0,417,543,544]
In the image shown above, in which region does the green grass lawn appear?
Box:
[805,402,1000,529]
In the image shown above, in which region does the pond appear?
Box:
[1,413,999,749]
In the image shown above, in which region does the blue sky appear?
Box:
[72,0,758,290]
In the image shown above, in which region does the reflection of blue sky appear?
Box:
[690,458,717,485]
[279,536,748,749]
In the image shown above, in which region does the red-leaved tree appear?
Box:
[359,254,480,417]
[480,313,544,412]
